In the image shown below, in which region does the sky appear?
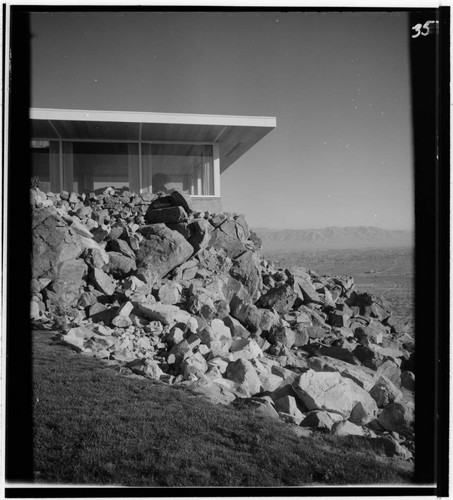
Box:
[30,10,414,231]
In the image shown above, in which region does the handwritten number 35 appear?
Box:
[412,20,437,38]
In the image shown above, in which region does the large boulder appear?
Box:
[369,375,403,408]
[32,207,83,281]
[48,258,87,309]
[257,284,298,315]
[145,206,189,224]
[136,224,193,284]
[225,359,261,397]
[107,252,137,278]
[229,250,263,302]
[308,355,378,391]
[378,402,414,438]
[207,219,247,259]
[292,369,377,423]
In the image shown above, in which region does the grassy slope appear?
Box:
[33,331,414,487]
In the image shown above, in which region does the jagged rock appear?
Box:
[369,375,403,408]
[293,323,310,347]
[145,206,188,224]
[229,295,262,333]
[308,355,378,391]
[401,370,415,390]
[267,325,296,349]
[353,345,384,370]
[274,395,302,418]
[181,352,208,378]
[229,250,263,302]
[301,410,342,430]
[317,346,360,365]
[293,275,321,303]
[292,369,377,422]
[331,420,366,437]
[91,268,116,296]
[48,258,88,309]
[158,282,183,305]
[242,398,280,420]
[375,436,413,460]
[137,302,190,327]
[222,315,251,339]
[32,207,83,281]
[257,284,298,315]
[187,219,213,252]
[107,252,137,278]
[107,238,136,259]
[126,359,164,379]
[136,224,193,284]
[225,359,261,397]
[377,359,401,385]
[378,402,414,438]
[167,340,193,365]
[207,219,247,259]
[229,338,262,361]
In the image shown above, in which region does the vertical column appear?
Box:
[213,143,221,197]
[62,142,73,192]
[128,143,140,194]
[141,143,153,193]
[49,141,61,193]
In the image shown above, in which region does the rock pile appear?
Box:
[30,186,415,461]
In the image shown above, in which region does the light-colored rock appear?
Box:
[225,359,261,397]
[111,315,133,328]
[331,420,365,437]
[167,340,193,365]
[369,375,403,408]
[158,282,183,305]
[274,395,303,421]
[293,369,377,422]
[92,268,116,296]
[137,303,187,326]
[181,352,208,378]
[301,410,342,430]
[229,338,262,361]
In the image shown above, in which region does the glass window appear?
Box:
[31,141,51,192]
[144,144,214,196]
[72,142,132,193]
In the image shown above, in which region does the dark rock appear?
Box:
[107,251,137,279]
[145,206,188,224]
[187,219,213,251]
[170,191,193,213]
[318,346,360,365]
[400,370,415,390]
[353,345,384,370]
[107,239,135,259]
[257,284,298,315]
[267,325,296,349]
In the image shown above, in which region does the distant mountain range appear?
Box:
[254,226,413,251]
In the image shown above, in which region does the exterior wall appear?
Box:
[190,197,223,213]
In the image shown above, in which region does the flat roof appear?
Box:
[30,108,276,173]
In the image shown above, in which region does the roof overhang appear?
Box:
[30,108,276,173]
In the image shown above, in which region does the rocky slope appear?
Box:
[30,186,415,462]
[256,226,413,251]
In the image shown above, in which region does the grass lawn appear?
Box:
[32,330,414,487]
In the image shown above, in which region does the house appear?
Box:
[30,108,276,212]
